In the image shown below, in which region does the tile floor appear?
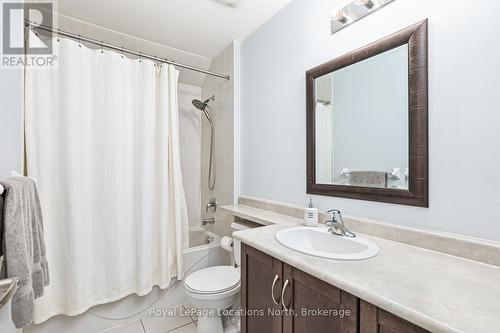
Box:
[100,302,240,333]
[100,304,197,333]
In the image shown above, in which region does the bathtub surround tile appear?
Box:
[82,22,112,48]
[209,190,236,237]
[173,50,211,87]
[132,38,158,59]
[178,83,202,229]
[57,13,84,35]
[178,71,207,88]
[175,51,212,73]
[108,30,136,53]
[200,42,236,237]
[156,45,178,62]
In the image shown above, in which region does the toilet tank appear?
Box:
[231,219,261,267]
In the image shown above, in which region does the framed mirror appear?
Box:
[306,20,428,207]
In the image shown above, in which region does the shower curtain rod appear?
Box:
[25,21,231,81]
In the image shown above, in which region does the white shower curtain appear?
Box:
[24,38,189,323]
[315,102,334,184]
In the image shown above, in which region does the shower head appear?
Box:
[192,95,215,111]
[192,99,206,111]
[192,95,215,124]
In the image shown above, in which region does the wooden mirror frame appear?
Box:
[306,20,428,207]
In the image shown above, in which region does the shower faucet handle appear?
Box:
[206,197,217,213]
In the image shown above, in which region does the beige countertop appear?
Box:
[223,204,500,333]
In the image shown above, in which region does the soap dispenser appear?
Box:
[304,197,319,227]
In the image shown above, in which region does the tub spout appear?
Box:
[202,217,215,226]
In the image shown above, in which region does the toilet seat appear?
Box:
[184,266,240,295]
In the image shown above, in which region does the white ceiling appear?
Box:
[58,0,293,59]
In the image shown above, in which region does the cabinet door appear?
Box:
[282,264,358,333]
[241,244,283,333]
[360,300,429,333]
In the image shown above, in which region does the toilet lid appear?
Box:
[185,266,240,294]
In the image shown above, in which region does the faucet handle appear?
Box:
[325,220,335,227]
[206,197,217,213]
[327,209,342,221]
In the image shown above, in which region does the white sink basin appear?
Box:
[275,227,379,260]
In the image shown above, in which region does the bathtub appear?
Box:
[183,227,229,276]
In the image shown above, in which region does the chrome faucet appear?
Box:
[206,197,217,213]
[325,209,356,238]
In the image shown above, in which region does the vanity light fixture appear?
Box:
[331,0,394,34]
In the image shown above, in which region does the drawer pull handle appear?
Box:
[281,279,290,311]
[271,274,280,305]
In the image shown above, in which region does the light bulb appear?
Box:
[356,0,376,9]
[335,9,348,24]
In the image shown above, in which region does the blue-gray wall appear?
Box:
[240,0,500,241]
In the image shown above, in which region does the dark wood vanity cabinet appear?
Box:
[360,301,429,333]
[241,244,358,333]
[241,244,283,333]
[281,264,358,333]
[241,244,429,333]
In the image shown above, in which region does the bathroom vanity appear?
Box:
[223,197,500,333]
[241,243,427,333]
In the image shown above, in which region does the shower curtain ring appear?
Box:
[78,34,82,48]
[121,47,124,59]
[56,29,60,42]
[100,41,104,54]
[139,51,142,63]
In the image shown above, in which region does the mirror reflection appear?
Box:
[315,44,409,189]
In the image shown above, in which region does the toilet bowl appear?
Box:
[184,265,240,333]
[184,221,255,333]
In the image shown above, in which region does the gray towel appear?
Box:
[0,177,49,328]
[350,171,388,188]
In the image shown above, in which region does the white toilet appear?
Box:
[184,222,248,333]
